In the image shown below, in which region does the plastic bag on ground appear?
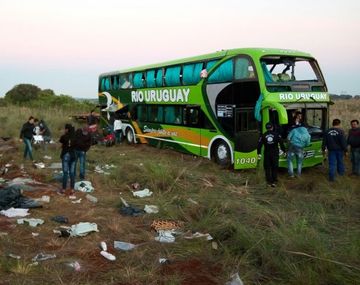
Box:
[184,232,213,241]
[144,205,159,214]
[17,218,44,227]
[154,230,176,243]
[74,181,94,193]
[70,222,99,237]
[114,241,137,251]
[0,208,30,217]
[133,188,153,198]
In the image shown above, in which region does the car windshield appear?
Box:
[261,56,326,92]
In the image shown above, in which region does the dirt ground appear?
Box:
[0,139,226,284]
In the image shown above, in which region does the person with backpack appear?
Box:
[287,125,311,177]
[322,119,347,181]
[257,122,286,187]
[73,127,92,180]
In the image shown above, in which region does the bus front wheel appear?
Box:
[213,141,231,167]
[126,128,135,144]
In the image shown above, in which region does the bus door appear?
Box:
[234,108,259,169]
[182,106,201,156]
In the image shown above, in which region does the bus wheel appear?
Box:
[213,141,231,167]
[126,128,134,144]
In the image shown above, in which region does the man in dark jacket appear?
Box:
[347,119,360,176]
[74,127,92,180]
[322,119,347,181]
[257,122,286,187]
[19,116,35,161]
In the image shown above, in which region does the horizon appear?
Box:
[1,0,359,99]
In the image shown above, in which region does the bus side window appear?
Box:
[185,107,199,127]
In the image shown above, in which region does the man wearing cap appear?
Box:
[257,122,286,187]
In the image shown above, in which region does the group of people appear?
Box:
[19,116,52,161]
[257,111,360,187]
[58,124,92,194]
[20,115,92,195]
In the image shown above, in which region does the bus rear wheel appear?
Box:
[213,141,231,167]
[126,128,135,144]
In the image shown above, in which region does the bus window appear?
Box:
[104,77,111,91]
[185,107,199,127]
[137,105,147,121]
[146,70,156,88]
[120,74,131,89]
[165,66,181,86]
[133,72,145,88]
[183,62,203,85]
[236,109,258,132]
[208,59,233,83]
[111,75,119,90]
[235,57,255,80]
[147,105,163,122]
[155,69,163,87]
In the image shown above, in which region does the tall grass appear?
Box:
[0,101,360,284]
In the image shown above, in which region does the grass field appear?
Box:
[0,100,359,285]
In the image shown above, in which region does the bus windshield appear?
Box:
[261,56,326,92]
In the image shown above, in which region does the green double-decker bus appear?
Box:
[98,48,329,169]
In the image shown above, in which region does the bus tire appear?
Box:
[213,140,231,167]
[125,128,135,144]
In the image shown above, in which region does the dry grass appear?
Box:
[0,100,360,284]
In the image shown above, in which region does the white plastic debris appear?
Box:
[154,230,176,243]
[74,181,94,193]
[184,232,213,241]
[34,162,45,169]
[68,261,81,271]
[43,155,52,160]
[100,250,116,261]
[70,222,99,237]
[35,195,50,203]
[0,208,30,218]
[114,241,137,251]
[133,188,153,198]
[8,253,21,259]
[32,253,56,262]
[225,273,244,285]
[32,232,39,237]
[159,258,170,264]
[100,241,107,251]
[17,218,44,227]
[144,205,159,214]
[71,198,82,204]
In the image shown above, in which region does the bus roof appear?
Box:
[100,48,313,77]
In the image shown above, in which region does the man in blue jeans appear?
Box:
[322,119,348,182]
[74,127,92,180]
[287,125,311,177]
[19,116,35,161]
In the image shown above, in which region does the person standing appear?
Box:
[73,127,92,180]
[59,124,76,194]
[19,116,35,161]
[257,122,286,187]
[287,125,311,177]
[113,115,123,144]
[347,119,360,176]
[322,119,347,182]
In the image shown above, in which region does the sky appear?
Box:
[0,0,359,98]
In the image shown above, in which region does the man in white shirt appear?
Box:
[113,116,123,144]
